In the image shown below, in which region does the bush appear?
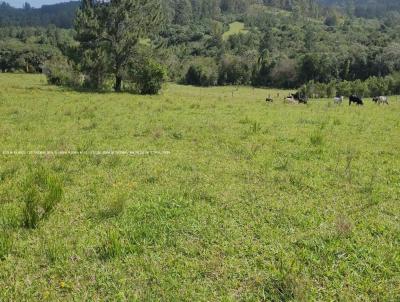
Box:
[388,72,400,94]
[269,57,298,88]
[352,79,369,96]
[324,13,339,27]
[302,74,397,98]
[218,55,252,85]
[336,80,352,96]
[132,59,166,95]
[184,58,218,87]
[367,76,389,96]
[22,167,63,229]
[43,56,81,87]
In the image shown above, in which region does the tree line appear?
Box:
[1,0,400,94]
[0,1,80,28]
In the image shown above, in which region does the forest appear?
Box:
[1,0,400,95]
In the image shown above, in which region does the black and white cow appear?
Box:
[334,96,344,104]
[372,96,389,105]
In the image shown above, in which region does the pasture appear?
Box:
[222,22,249,41]
[0,74,399,301]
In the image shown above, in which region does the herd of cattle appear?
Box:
[265,93,390,105]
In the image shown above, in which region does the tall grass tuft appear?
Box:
[0,230,12,260]
[22,167,63,229]
[309,131,324,146]
[251,121,262,133]
[97,229,124,260]
[42,240,66,263]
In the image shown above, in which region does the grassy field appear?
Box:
[0,74,399,301]
[222,22,249,41]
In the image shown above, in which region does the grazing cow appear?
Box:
[334,96,344,104]
[349,95,363,106]
[372,96,389,105]
[298,96,308,104]
[284,95,298,104]
[292,92,308,104]
[265,97,274,103]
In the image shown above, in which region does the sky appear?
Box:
[5,0,68,8]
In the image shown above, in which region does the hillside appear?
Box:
[1,0,400,92]
[0,1,79,28]
[1,0,399,29]
[319,0,400,18]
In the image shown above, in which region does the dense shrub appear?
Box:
[301,74,400,98]
[131,59,166,95]
[218,55,252,85]
[269,58,298,88]
[43,56,81,87]
[388,73,400,94]
[184,58,218,86]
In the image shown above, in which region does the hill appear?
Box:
[0,1,79,28]
[1,0,400,91]
[319,0,400,18]
[1,0,399,29]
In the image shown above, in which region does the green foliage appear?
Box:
[0,1,79,28]
[2,0,400,92]
[43,56,80,87]
[74,0,163,92]
[131,59,166,95]
[184,58,218,86]
[218,54,253,85]
[22,167,63,229]
[324,9,339,26]
[301,74,400,98]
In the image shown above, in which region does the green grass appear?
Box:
[0,74,399,300]
[222,22,249,41]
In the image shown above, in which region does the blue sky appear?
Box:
[5,0,67,8]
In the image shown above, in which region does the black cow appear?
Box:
[265,97,274,103]
[349,95,363,106]
[292,92,308,104]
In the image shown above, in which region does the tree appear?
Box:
[74,0,108,89]
[185,57,218,87]
[324,9,339,27]
[173,0,192,25]
[74,0,163,91]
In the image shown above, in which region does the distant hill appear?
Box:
[1,0,324,29]
[0,1,80,28]
[1,0,399,30]
[318,0,400,18]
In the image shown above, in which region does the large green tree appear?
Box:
[74,0,163,91]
